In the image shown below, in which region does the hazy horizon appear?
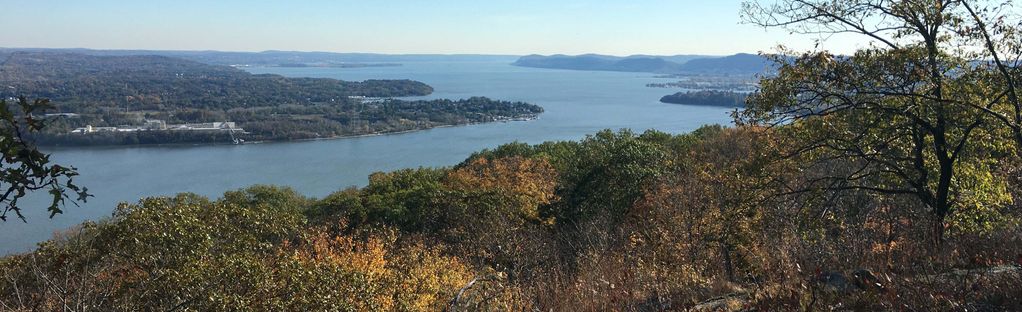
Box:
[0,46,752,58]
[2,0,873,56]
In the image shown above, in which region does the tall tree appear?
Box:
[740,0,1019,242]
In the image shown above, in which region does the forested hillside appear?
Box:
[675,53,773,74]
[1,127,1019,311]
[0,52,543,145]
[0,52,433,109]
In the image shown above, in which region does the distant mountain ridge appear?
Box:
[677,53,774,74]
[0,48,775,75]
[512,54,703,74]
[512,53,774,75]
[0,48,521,66]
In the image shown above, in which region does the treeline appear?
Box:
[660,90,747,107]
[2,127,1019,310]
[29,97,542,145]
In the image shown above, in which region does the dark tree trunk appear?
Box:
[932,142,954,246]
[720,240,735,282]
[933,212,947,246]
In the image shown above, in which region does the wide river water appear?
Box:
[1,59,733,254]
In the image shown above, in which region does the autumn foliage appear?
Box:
[0,127,1020,311]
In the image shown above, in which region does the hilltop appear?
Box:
[0,52,434,110]
[676,53,774,74]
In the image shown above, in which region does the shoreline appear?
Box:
[42,115,540,150]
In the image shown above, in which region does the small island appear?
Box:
[659,90,747,107]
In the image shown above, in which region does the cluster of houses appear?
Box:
[348,96,388,104]
[70,120,243,134]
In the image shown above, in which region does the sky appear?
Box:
[0,0,871,56]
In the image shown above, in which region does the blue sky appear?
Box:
[0,0,868,56]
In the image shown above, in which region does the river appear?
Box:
[1,58,734,254]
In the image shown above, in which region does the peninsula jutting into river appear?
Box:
[0,52,543,146]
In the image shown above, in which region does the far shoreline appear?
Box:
[41,116,541,151]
